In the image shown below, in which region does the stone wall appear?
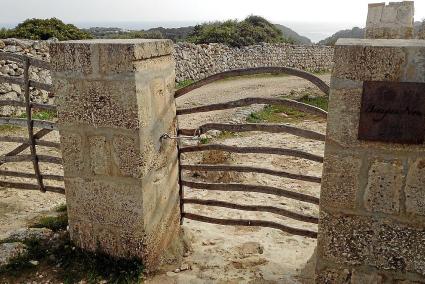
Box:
[173,42,334,82]
[0,38,54,116]
[0,39,334,114]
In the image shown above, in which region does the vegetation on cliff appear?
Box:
[187,16,290,47]
[0,18,92,40]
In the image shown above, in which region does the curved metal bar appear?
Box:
[179,123,325,142]
[180,144,323,163]
[175,67,330,98]
[181,180,320,204]
[183,213,317,238]
[177,97,327,117]
[0,170,63,181]
[183,198,318,224]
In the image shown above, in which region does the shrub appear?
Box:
[5,18,92,40]
[188,15,289,47]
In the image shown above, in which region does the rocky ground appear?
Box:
[0,73,330,283]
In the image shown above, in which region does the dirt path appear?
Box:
[148,74,329,283]
[0,129,65,238]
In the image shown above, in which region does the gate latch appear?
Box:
[160,133,201,141]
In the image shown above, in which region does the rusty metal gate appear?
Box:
[0,52,64,194]
[175,67,329,239]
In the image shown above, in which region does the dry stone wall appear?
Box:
[173,42,334,82]
[0,38,55,116]
[0,39,334,112]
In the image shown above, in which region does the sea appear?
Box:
[0,21,364,43]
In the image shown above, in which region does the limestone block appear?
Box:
[89,136,110,175]
[350,269,384,284]
[55,79,140,129]
[318,211,425,275]
[112,134,145,178]
[365,2,414,39]
[65,177,144,230]
[333,39,425,83]
[333,42,406,82]
[315,267,351,283]
[59,131,85,175]
[317,211,375,266]
[320,153,362,210]
[50,43,93,75]
[364,159,403,214]
[405,159,425,216]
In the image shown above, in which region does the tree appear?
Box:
[6,18,92,41]
[188,16,289,47]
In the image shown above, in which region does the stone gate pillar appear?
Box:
[316,38,425,283]
[365,1,414,39]
[50,39,180,270]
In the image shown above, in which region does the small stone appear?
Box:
[0,242,28,267]
[174,268,181,273]
[180,263,190,271]
[30,260,39,266]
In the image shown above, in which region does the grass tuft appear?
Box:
[246,95,328,124]
[176,79,195,90]
[31,214,68,232]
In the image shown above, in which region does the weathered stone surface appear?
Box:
[89,136,109,175]
[112,134,145,178]
[315,267,351,284]
[55,79,140,129]
[364,159,403,214]
[333,41,406,82]
[65,177,144,230]
[405,159,425,216]
[59,131,84,175]
[350,269,384,284]
[318,211,425,275]
[366,1,414,39]
[320,153,362,210]
[0,242,27,267]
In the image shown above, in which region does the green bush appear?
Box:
[3,18,92,40]
[188,15,289,47]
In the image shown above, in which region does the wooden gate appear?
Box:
[0,52,64,194]
[174,67,329,239]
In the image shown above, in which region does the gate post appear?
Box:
[316,38,425,283]
[50,39,181,270]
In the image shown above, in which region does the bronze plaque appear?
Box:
[358,81,425,144]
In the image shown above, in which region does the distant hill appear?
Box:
[318,27,365,46]
[275,24,312,44]
[319,21,424,46]
[146,26,194,42]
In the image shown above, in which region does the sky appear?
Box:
[1,0,424,41]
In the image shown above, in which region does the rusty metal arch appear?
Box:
[175,67,330,98]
